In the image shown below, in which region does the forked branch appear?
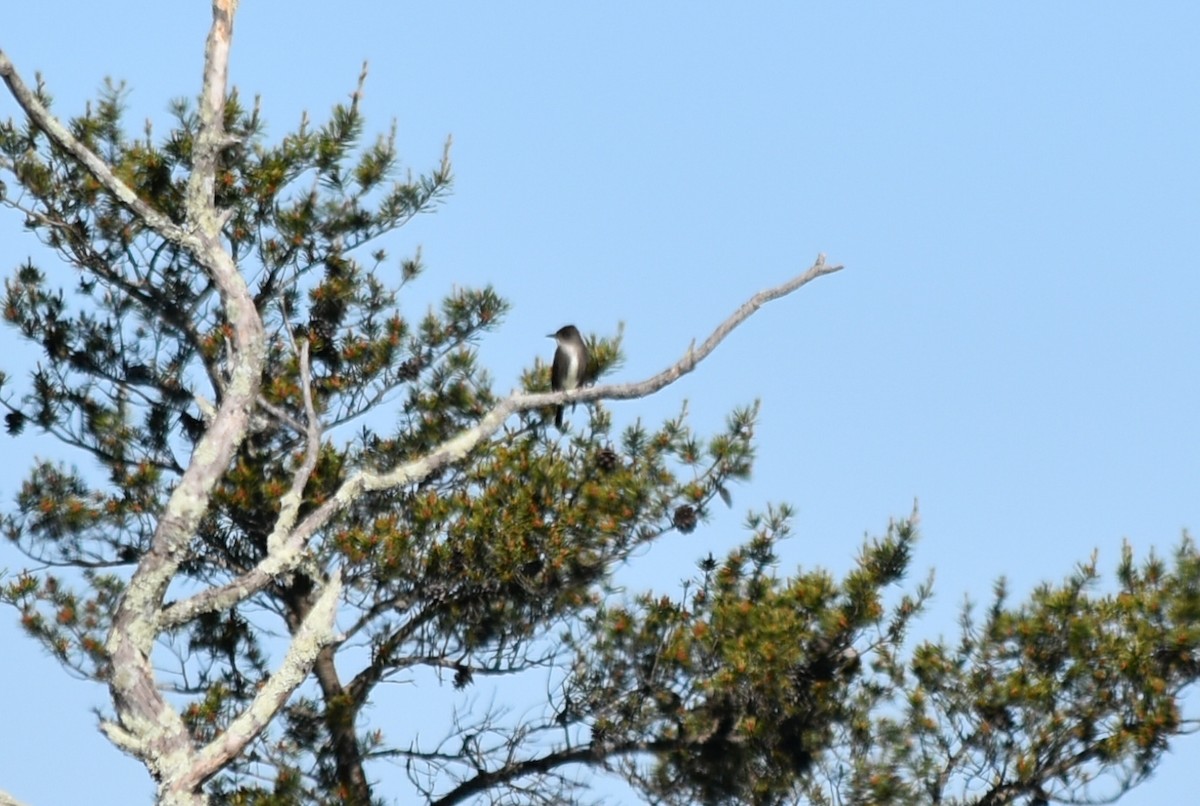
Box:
[161,255,843,625]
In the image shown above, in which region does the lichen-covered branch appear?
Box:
[159,254,842,627]
[1,2,275,803]
[0,54,189,247]
[266,339,322,555]
[186,570,343,789]
[0,3,848,802]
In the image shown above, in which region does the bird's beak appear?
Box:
[546,333,555,339]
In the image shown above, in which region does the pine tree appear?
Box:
[1,4,1197,806]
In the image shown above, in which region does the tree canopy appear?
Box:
[0,4,1197,806]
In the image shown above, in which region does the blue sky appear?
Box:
[1,2,1198,804]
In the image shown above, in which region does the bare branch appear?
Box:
[161,255,842,625]
[1,2,271,797]
[568,253,843,406]
[0,52,190,248]
[183,0,236,236]
[185,569,344,789]
[256,395,307,434]
[98,718,145,758]
[430,738,665,806]
[161,340,322,628]
[0,789,31,806]
[266,339,322,554]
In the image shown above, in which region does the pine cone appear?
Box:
[673,504,698,534]
[595,446,620,473]
[453,663,474,689]
[398,356,424,381]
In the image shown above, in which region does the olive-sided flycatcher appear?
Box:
[549,324,589,429]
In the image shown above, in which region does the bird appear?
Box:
[548,325,589,430]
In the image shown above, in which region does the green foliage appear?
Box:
[878,538,1200,805]
[0,69,1197,806]
[0,73,770,803]
[563,512,922,806]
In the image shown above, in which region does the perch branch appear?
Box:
[162,255,843,624]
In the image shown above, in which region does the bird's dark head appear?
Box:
[548,325,581,343]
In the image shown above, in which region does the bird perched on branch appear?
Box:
[548,324,589,430]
